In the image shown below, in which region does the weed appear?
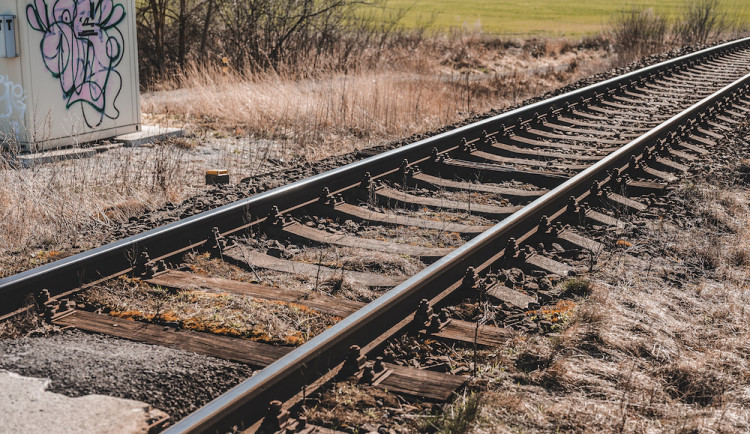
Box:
[561,278,592,297]
[419,390,482,433]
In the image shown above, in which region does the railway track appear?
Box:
[3,38,750,432]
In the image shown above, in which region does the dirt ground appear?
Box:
[0,40,718,281]
[1,38,747,432]
[465,126,750,432]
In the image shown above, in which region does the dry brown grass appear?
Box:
[184,250,385,302]
[79,274,336,345]
[470,178,750,431]
[0,36,612,277]
[0,302,45,339]
[0,137,283,277]
[290,246,424,276]
[304,381,409,431]
[142,36,613,160]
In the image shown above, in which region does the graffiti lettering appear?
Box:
[0,75,26,140]
[26,0,125,128]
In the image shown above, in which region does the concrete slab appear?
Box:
[116,125,186,147]
[0,370,168,433]
[11,143,123,168]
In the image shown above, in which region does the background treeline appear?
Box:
[136,0,410,86]
[136,0,748,87]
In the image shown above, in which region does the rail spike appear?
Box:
[132,248,156,279]
[482,129,496,145]
[318,187,331,204]
[504,238,519,259]
[461,266,480,292]
[43,304,58,322]
[629,156,639,171]
[400,159,420,178]
[566,196,579,215]
[460,138,476,153]
[590,182,602,198]
[426,309,450,333]
[258,400,289,433]
[360,172,373,190]
[578,202,589,223]
[538,215,550,234]
[207,227,227,258]
[430,147,448,163]
[414,298,433,327]
[36,288,50,306]
[340,345,367,378]
[265,205,283,226]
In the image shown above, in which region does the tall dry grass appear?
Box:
[143,36,612,160]
[0,35,613,275]
[0,139,279,276]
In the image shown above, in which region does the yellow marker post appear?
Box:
[206,169,229,185]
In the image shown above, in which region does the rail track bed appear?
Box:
[3,38,750,432]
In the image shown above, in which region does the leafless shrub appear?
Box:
[137,0,412,85]
[608,0,747,66]
[609,7,669,64]
[675,0,732,45]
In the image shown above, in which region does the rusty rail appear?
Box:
[164,61,750,433]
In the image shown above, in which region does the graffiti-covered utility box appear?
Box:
[0,0,141,151]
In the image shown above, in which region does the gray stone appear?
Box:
[0,370,167,434]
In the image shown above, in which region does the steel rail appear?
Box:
[164,72,750,433]
[1,38,749,318]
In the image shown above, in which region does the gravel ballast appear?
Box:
[0,329,254,421]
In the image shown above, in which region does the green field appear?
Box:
[379,0,750,36]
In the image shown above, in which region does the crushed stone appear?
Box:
[0,329,254,422]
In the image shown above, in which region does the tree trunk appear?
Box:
[149,0,167,74]
[178,0,187,67]
[199,0,215,62]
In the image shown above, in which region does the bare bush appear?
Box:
[136,0,408,85]
[609,7,669,64]
[675,0,731,45]
[608,0,748,64]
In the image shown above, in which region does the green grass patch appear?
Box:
[561,277,592,297]
[376,0,750,36]
[419,391,482,433]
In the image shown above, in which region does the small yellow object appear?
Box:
[616,239,633,247]
[206,169,229,185]
[222,56,229,64]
